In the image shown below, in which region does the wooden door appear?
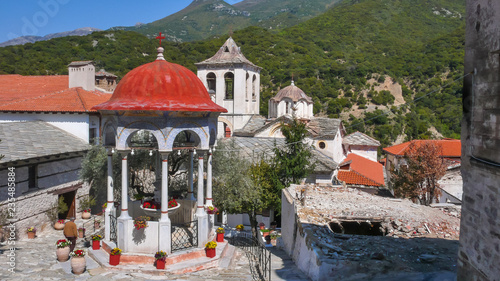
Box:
[60,191,76,219]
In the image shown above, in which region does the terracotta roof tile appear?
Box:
[338,153,384,186]
[383,139,461,157]
[0,74,111,113]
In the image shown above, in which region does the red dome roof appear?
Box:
[93,55,227,113]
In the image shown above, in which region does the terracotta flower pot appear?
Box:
[27,232,36,239]
[109,254,120,266]
[82,212,91,219]
[54,222,65,230]
[206,248,216,258]
[216,232,224,242]
[259,225,265,230]
[56,246,70,262]
[71,256,86,275]
[92,240,100,250]
[78,230,85,238]
[156,259,165,269]
[262,231,269,237]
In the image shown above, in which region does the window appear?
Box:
[246,73,250,100]
[318,141,326,149]
[286,102,290,114]
[28,165,37,189]
[252,75,257,100]
[89,128,97,144]
[207,73,216,93]
[224,72,234,99]
[224,123,231,138]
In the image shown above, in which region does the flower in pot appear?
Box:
[70,249,86,275]
[109,247,122,266]
[78,227,85,238]
[206,205,218,215]
[168,199,178,208]
[236,224,244,231]
[102,202,107,214]
[54,219,65,230]
[56,239,71,262]
[205,241,217,258]
[27,227,36,239]
[91,234,102,250]
[82,208,91,219]
[80,195,95,219]
[133,216,150,230]
[261,229,270,237]
[216,227,225,242]
[259,222,265,230]
[265,235,272,245]
[154,250,167,269]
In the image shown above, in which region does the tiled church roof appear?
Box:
[383,139,461,157]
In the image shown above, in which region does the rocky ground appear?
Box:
[292,184,460,280]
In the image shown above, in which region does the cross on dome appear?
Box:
[156,32,166,46]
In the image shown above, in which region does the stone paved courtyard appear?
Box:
[0,221,309,280]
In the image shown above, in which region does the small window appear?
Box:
[224,46,229,52]
[224,72,234,100]
[28,165,37,189]
[224,123,231,138]
[252,75,257,100]
[89,128,97,144]
[207,73,216,92]
[318,141,326,149]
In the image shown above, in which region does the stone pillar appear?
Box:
[117,151,131,251]
[206,149,214,230]
[188,150,196,201]
[159,152,172,254]
[196,152,208,247]
[105,148,115,241]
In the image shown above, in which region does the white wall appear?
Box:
[0,112,93,143]
[69,64,95,91]
[350,145,378,162]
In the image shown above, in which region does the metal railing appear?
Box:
[171,220,198,252]
[232,230,272,281]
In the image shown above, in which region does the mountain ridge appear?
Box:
[0,27,102,47]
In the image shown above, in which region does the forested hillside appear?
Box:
[0,0,465,148]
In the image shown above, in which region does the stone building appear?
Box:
[268,80,314,120]
[0,121,90,239]
[459,0,500,279]
[196,37,262,138]
[95,69,117,92]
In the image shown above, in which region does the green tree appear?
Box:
[212,140,263,235]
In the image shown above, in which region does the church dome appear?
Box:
[93,48,227,113]
[271,81,313,103]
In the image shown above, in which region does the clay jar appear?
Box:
[56,246,70,262]
[71,256,86,274]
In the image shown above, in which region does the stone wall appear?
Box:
[0,156,90,239]
[459,1,500,280]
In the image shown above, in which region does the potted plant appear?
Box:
[236,224,244,232]
[206,205,218,215]
[54,219,65,230]
[27,227,36,239]
[70,249,86,275]
[205,241,217,258]
[261,229,270,237]
[154,250,167,269]
[133,216,150,230]
[265,235,272,245]
[78,227,85,238]
[91,234,102,250]
[80,195,95,219]
[216,227,225,242]
[109,247,122,266]
[94,219,101,229]
[259,222,265,230]
[56,239,71,262]
[270,232,279,245]
[102,202,107,214]
[168,198,178,208]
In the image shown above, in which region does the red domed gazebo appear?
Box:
[93,46,226,255]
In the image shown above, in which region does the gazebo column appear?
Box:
[104,148,115,241]
[206,149,214,230]
[117,151,131,251]
[196,152,209,246]
[188,150,196,201]
[159,152,172,254]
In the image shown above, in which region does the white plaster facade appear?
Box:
[68,61,95,91]
[268,81,314,120]
[0,112,100,143]
[349,145,378,162]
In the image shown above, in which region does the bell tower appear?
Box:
[196,37,262,138]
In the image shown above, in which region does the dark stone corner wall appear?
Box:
[459,1,500,280]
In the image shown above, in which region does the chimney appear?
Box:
[68,61,95,91]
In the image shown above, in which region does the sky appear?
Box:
[0,0,242,43]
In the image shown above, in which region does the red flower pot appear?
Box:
[216,233,224,242]
[92,240,100,250]
[206,248,216,258]
[156,259,165,269]
[109,254,120,266]
[27,232,36,239]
